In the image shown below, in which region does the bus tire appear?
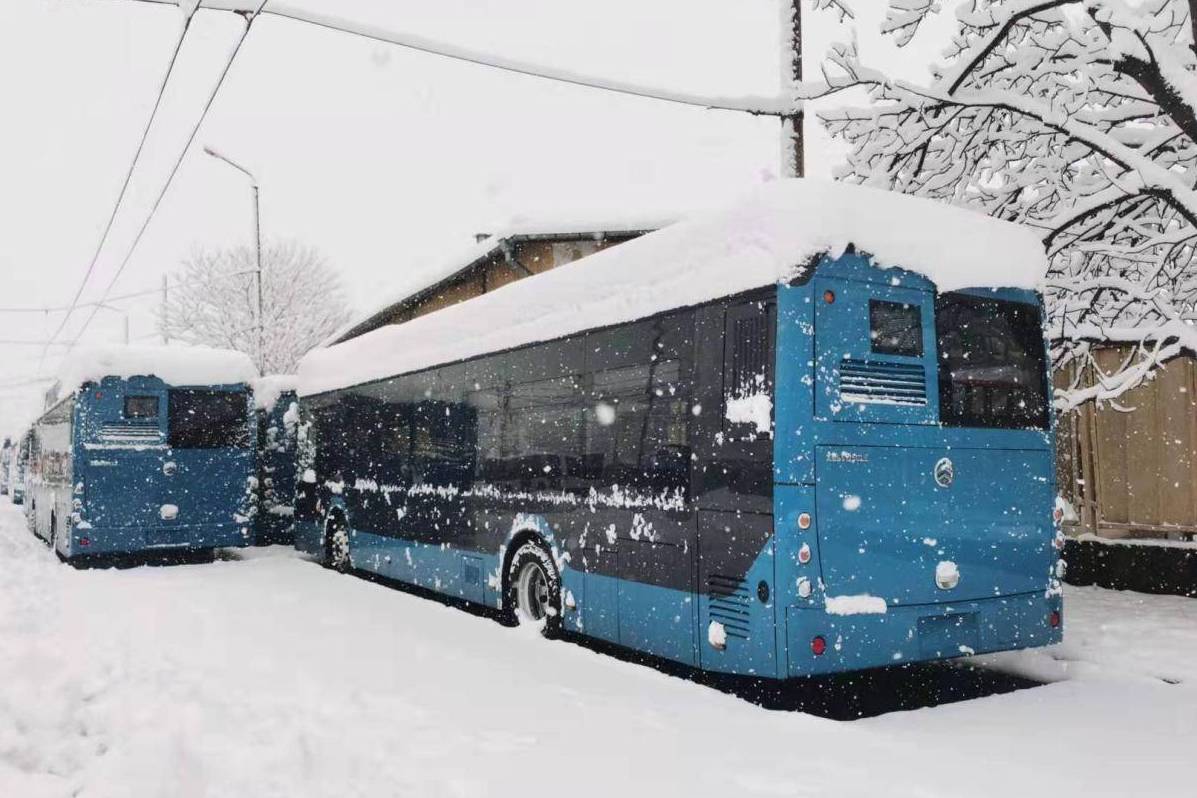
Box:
[324,513,351,573]
[505,540,562,637]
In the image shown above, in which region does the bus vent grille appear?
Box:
[97,423,164,444]
[839,359,927,406]
[463,562,481,585]
[706,573,751,640]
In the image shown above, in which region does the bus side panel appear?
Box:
[696,510,778,677]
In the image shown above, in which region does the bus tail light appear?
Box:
[1049,611,1061,628]
[797,543,812,564]
[811,635,827,656]
[797,512,811,530]
[79,537,91,547]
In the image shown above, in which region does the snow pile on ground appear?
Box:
[1,500,1192,797]
[54,345,257,400]
[299,179,1048,396]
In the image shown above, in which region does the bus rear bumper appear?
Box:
[68,522,252,558]
[785,591,1063,677]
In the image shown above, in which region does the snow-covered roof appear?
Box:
[252,375,299,411]
[329,212,678,344]
[299,179,1048,397]
[56,345,258,398]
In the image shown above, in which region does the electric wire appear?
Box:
[63,1,271,353]
[35,4,201,372]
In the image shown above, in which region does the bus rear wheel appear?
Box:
[505,541,562,637]
[325,515,351,573]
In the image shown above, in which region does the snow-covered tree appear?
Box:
[814,0,1197,407]
[157,241,351,374]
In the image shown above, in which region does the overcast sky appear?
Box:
[0,0,953,434]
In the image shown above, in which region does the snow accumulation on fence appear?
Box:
[55,345,258,398]
[298,179,1048,396]
[252,374,299,412]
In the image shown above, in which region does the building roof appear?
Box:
[298,179,1048,397]
[329,214,679,344]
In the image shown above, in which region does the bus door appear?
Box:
[694,297,779,676]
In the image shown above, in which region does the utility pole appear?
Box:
[252,181,263,373]
[781,1,804,178]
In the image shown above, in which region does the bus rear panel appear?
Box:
[31,376,256,560]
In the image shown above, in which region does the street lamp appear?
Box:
[204,144,264,372]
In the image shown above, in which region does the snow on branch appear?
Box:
[158,240,352,374]
[821,0,1197,407]
[881,1,942,48]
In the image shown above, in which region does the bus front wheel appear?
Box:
[325,515,351,573]
[505,540,562,637]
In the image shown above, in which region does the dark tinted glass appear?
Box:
[869,300,923,357]
[124,395,158,419]
[168,390,250,448]
[935,294,1050,430]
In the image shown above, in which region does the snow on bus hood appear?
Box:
[299,179,1047,397]
[56,345,258,396]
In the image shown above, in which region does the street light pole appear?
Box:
[204,145,264,373]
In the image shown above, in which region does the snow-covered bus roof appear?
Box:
[56,345,258,399]
[298,179,1048,397]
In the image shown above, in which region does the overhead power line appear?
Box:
[65,1,271,352]
[37,3,201,371]
[108,0,793,115]
[0,268,259,315]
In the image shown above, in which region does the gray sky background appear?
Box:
[0,0,954,434]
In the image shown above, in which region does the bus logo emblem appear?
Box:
[934,457,954,488]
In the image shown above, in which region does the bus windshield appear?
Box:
[169,390,251,449]
[935,294,1050,430]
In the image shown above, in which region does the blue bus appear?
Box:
[294,182,1064,677]
[8,430,31,506]
[254,377,299,545]
[28,346,259,562]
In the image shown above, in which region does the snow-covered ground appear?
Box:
[1,499,1192,798]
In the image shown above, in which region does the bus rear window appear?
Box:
[935,294,1049,430]
[124,395,159,419]
[869,299,923,357]
[169,390,250,449]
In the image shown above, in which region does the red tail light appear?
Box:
[1049,611,1061,628]
[811,635,827,656]
[79,537,91,547]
